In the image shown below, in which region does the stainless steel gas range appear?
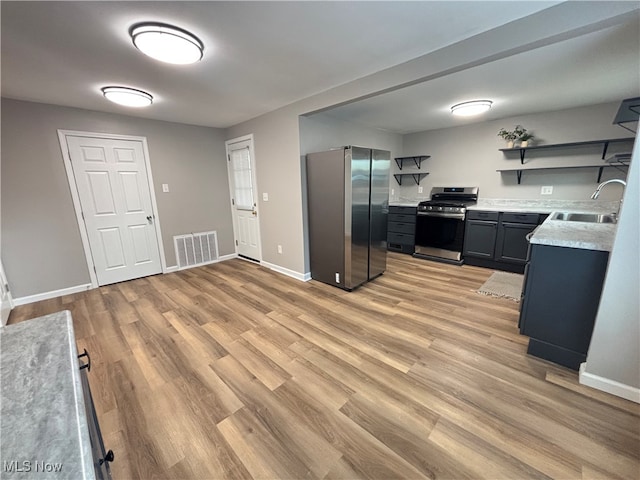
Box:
[414,187,479,264]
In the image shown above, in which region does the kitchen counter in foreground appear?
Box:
[469,198,619,252]
[530,220,616,252]
[0,311,95,479]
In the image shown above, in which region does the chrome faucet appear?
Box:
[591,179,627,216]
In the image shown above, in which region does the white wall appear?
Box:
[1,99,233,299]
[401,102,633,202]
[581,137,639,401]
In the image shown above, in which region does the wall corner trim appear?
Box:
[13,284,93,307]
[579,363,640,404]
[218,253,239,262]
[261,261,309,282]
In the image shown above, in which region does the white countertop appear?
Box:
[469,198,619,215]
[530,220,616,252]
[0,311,95,479]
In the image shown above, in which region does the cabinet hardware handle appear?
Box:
[78,349,91,372]
[99,449,115,466]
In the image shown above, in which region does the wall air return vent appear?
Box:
[173,231,219,269]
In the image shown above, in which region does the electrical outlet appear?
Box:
[418,186,423,194]
[541,186,553,195]
[162,183,169,193]
[277,244,282,254]
[263,192,269,201]
[391,188,395,197]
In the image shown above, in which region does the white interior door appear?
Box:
[66,135,162,286]
[226,136,262,262]
[0,262,13,326]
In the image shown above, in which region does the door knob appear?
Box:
[146,215,153,223]
[252,211,257,216]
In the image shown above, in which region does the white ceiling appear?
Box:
[1,1,562,129]
[322,15,640,133]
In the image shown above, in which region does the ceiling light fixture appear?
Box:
[101,86,153,107]
[130,23,204,65]
[451,100,493,117]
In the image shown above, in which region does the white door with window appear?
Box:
[64,134,162,286]
[226,135,262,262]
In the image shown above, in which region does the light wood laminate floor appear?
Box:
[8,253,640,479]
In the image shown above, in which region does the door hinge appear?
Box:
[232,198,235,205]
[81,211,85,220]
[235,240,238,246]
[93,266,97,274]
[228,154,231,162]
[4,284,9,293]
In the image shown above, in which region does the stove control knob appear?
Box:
[437,206,443,211]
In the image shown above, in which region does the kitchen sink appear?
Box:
[550,212,617,223]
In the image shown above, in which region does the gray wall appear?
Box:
[583,137,639,391]
[1,98,233,298]
[226,3,636,277]
[401,102,634,202]
[299,112,404,271]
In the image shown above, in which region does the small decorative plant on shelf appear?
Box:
[518,132,535,147]
[498,125,534,148]
[497,127,518,148]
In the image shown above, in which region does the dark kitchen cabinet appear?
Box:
[519,243,609,370]
[464,210,544,273]
[463,213,498,258]
[387,205,416,254]
[495,213,540,265]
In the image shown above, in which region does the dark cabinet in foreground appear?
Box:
[519,244,609,370]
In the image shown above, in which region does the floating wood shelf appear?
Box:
[393,173,429,186]
[394,155,430,170]
[499,138,635,164]
[497,163,629,184]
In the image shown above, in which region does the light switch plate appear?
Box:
[263,192,269,201]
[162,184,169,193]
[541,186,553,195]
[418,186,423,194]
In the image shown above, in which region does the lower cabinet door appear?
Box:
[463,220,497,258]
[495,222,537,264]
[80,367,113,479]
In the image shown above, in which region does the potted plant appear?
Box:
[497,128,517,148]
[518,132,534,148]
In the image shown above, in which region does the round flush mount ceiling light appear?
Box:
[451,100,493,117]
[101,86,153,107]
[130,23,204,64]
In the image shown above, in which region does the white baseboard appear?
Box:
[219,253,238,262]
[579,363,640,404]
[13,284,93,306]
[261,261,309,282]
[164,265,179,273]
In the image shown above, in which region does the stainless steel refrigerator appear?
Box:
[306,146,390,290]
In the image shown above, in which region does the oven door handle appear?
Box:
[417,212,466,220]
